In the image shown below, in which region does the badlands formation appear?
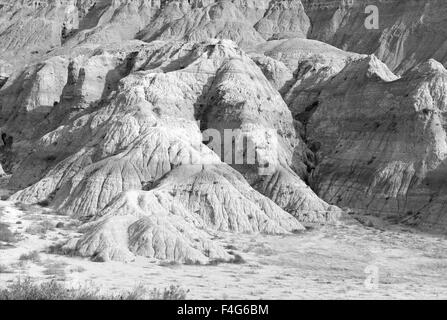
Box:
[0,0,447,267]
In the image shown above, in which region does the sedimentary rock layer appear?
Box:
[1,39,338,262]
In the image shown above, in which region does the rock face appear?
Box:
[306,58,447,233]
[254,0,310,40]
[2,0,447,262]
[247,34,447,233]
[268,42,447,232]
[1,38,336,263]
[303,0,447,74]
[138,1,266,48]
[0,0,313,72]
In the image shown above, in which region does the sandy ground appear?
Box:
[1,200,447,300]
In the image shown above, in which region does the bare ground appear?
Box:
[1,200,447,299]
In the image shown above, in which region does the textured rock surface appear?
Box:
[1,38,337,262]
[3,0,447,263]
[250,38,364,115]
[303,0,447,74]
[294,55,447,233]
[70,165,304,263]
[254,0,310,40]
[248,34,447,233]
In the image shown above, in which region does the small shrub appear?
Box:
[43,261,68,278]
[117,284,147,300]
[46,243,77,257]
[0,223,17,243]
[209,252,246,266]
[25,220,54,235]
[149,285,189,300]
[19,251,41,263]
[158,260,179,267]
[229,253,246,264]
[37,200,50,207]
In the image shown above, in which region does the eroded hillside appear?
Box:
[1,0,447,265]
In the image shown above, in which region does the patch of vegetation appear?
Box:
[25,220,54,235]
[224,244,237,250]
[0,278,188,300]
[37,200,50,207]
[228,251,246,264]
[158,260,180,267]
[209,252,246,266]
[149,285,189,300]
[46,242,77,257]
[0,223,18,243]
[19,251,41,263]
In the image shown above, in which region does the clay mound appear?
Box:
[252,167,340,223]
[69,165,304,263]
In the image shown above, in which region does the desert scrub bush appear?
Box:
[149,285,189,300]
[0,222,17,243]
[19,251,41,263]
[159,260,180,267]
[25,220,54,235]
[209,252,246,266]
[46,242,78,257]
[0,278,188,300]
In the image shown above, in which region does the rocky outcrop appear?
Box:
[0,0,80,70]
[249,35,447,232]
[4,0,447,261]
[287,53,447,232]
[138,1,266,48]
[250,38,364,115]
[303,0,447,74]
[255,0,310,40]
[68,165,304,263]
[0,0,314,73]
[1,39,339,262]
